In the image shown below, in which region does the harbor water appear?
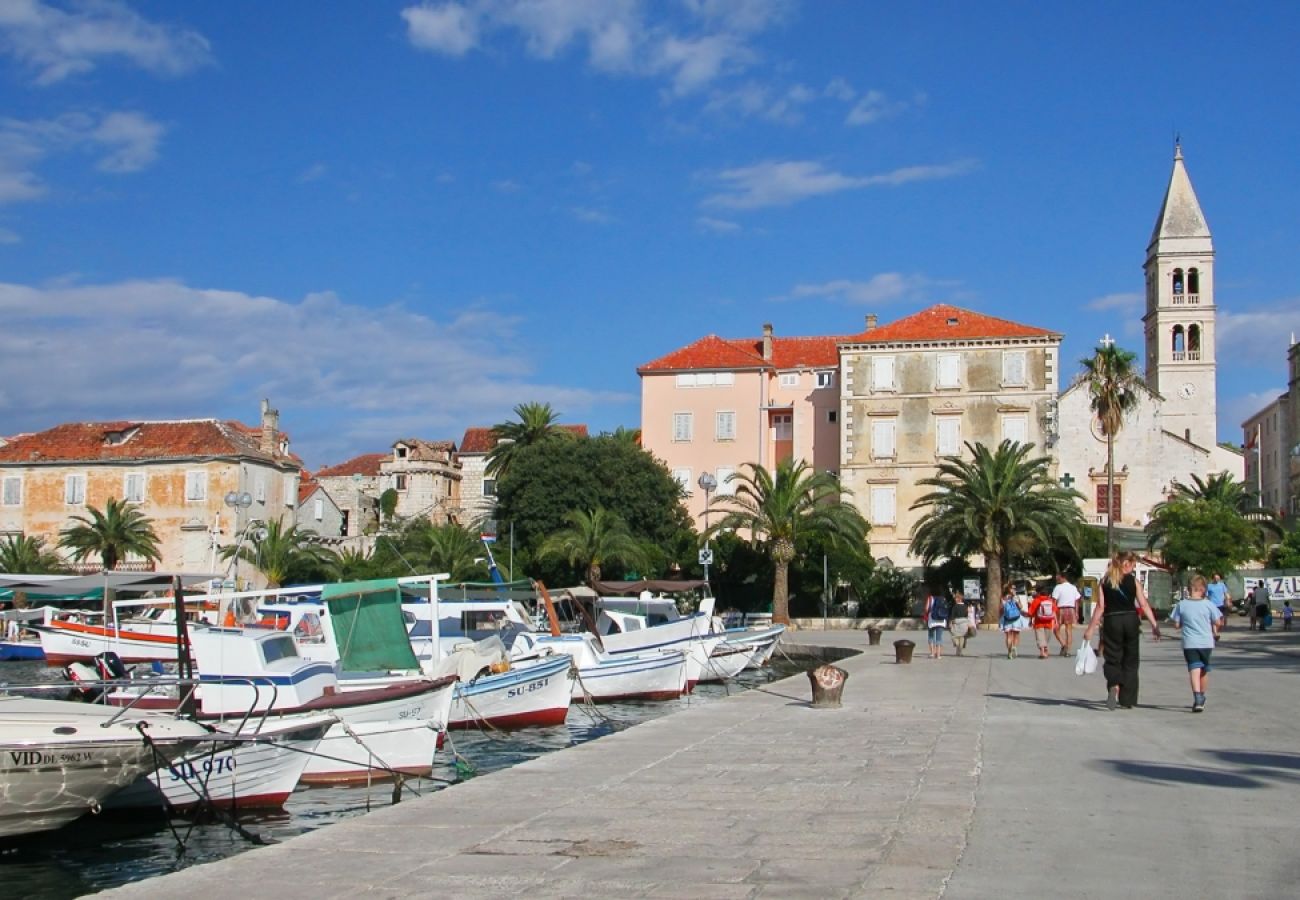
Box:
[1,657,801,899]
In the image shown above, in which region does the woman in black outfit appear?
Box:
[1082,551,1162,709]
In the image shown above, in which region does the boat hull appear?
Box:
[0,640,45,661]
[34,622,182,667]
[447,654,573,730]
[572,650,687,702]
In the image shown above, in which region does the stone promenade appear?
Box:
[103,624,1300,899]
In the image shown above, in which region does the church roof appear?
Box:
[1148,143,1212,250]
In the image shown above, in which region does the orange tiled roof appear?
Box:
[0,420,296,466]
[458,427,495,455]
[841,304,1058,343]
[316,453,387,478]
[298,478,319,505]
[639,333,847,373]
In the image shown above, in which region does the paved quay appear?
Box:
[102,624,1299,899]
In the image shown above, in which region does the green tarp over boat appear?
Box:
[321,579,419,672]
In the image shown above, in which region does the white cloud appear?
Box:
[696,215,739,233]
[1219,302,1300,370]
[401,0,784,95]
[297,162,328,183]
[0,110,166,203]
[0,0,211,85]
[0,277,630,467]
[786,273,942,306]
[704,81,815,124]
[570,205,612,224]
[1085,291,1143,313]
[401,2,480,56]
[702,158,978,210]
[492,178,521,193]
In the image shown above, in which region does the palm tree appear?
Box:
[537,507,647,590]
[603,426,642,446]
[1079,343,1144,554]
[58,497,162,571]
[910,440,1085,607]
[0,534,66,574]
[221,519,334,588]
[333,547,376,581]
[485,402,573,480]
[707,460,868,625]
[1170,472,1283,545]
[408,522,492,582]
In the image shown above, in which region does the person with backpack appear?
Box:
[999,583,1024,659]
[1027,582,1058,659]
[924,588,951,659]
[949,589,976,657]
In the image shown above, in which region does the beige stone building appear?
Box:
[1242,337,1299,518]
[0,400,300,582]
[382,439,462,524]
[314,453,386,538]
[839,305,1062,568]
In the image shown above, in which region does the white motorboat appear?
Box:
[1,606,57,661]
[718,623,787,669]
[510,631,689,702]
[0,695,212,838]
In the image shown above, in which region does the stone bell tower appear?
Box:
[1143,142,1217,448]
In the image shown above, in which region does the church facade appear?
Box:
[1055,145,1242,534]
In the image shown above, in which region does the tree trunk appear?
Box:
[986,554,1003,622]
[1106,434,1115,556]
[772,560,791,625]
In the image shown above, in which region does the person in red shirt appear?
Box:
[1027,583,1058,659]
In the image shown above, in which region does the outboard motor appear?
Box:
[93,651,128,680]
[62,651,130,702]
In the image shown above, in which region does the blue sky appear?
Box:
[1,0,1297,469]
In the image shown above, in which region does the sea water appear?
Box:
[1,657,801,899]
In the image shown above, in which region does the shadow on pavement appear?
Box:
[1097,752,1300,790]
[1201,749,1300,772]
[986,691,1103,711]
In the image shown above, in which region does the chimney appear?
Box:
[260,398,279,455]
[865,313,878,331]
[762,323,774,360]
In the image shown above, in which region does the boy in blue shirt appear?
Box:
[1170,574,1223,712]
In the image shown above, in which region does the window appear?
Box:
[2,476,20,506]
[483,478,496,497]
[937,353,961,388]
[671,468,692,493]
[779,373,799,388]
[772,413,793,441]
[869,486,896,526]
[715,372,734,386]
[395,474,408,491]
[123,472,145,502]
[1001,415,1028,445]
[696,372,716,387]
[65,474,86,505]
[284,475,297,506]
[255,475,266,503]
[828,410,838,424]
[1188,268,1200,294]
[937,417,961,456]
[313,497,324,521]
[396,446,408,459]
[872,357,895,391]
[673,412,693,442]
[715,411,736,441]
[816,371,834,389]
[871,419,897,459]
[715,465,736,496]
[675,373,696,388]
[1097,484,1123,521]
[1002,351,1027,386]
[184,471,206,502]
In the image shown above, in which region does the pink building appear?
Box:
[638,323,848,528]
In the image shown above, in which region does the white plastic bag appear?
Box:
[1075,641,1099,676]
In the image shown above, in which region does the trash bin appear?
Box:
[893,639,915,664]
[867,627,883,646]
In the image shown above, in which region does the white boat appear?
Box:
[106,713,331,810]
[510,631,689,702]
[591,594,728,689]
[0,695,212,838]
[718,623,787,669]
[1,606,57,661]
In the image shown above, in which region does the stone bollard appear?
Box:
[893,639,915,664]
[807,664,849,708]
[867,627,883,646]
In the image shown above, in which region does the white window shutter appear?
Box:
[937,418,961,456]
[870,486,895,525]
[872,420,896,459]
[715,411,735,441]
[1001,415,1028,445]
[715,466,736,496]
[314,497,324,520]
[1003,351,1027,386]
[938,353,960,388]
[673,412,693,441]
[872,357,895,390]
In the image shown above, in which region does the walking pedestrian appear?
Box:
[1170,574,1222,712]
[950,589,974,656]
[1051,572,1081,656]
[1027,582,1058,659]
[1205,573,1230,631]
[1248,586,1258,630]
[1082,550,1162,709]
[1284,601,1294,631]
[924,588,950,659]
[1255,580,1272,631]
[999,584,1023,658]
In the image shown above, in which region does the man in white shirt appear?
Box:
[1051,572,1082,657]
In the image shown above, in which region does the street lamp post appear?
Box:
[224,490,253,590]
[697,472,717,583]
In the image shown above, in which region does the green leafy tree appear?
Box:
[407,522,492,582]
[222,519,335,588]
[58,497,162,571]
[537,508,648,589]
[910,440,1085,608]
[333,547,380,581]
[1268,527,1300,569]
[603,426,642,446]
[1145,498,1257,582]
[789,528,875,618]
[861,567,919,617]
[1079,344,1144,553]
[379,488,399,524]
[706,459,868,625]
[495,434,691,575]
[0,534,66,574]
[1171,472,1283,551]
[486,401,573,480]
